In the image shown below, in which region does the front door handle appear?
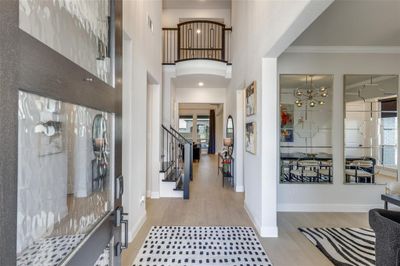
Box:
[115,175,123,199]
[114,207,128,256]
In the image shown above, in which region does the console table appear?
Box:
[381,194,400,210]
[218,153,234,187]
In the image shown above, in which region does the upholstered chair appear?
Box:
[369,208,400,266]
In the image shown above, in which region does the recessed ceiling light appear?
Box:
[198,82,204,87]
[196,29,201,34]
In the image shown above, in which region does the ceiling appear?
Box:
[280,75,333,89]
[174,74,229,88]
[292,1,400,46]
[163,0,231,10]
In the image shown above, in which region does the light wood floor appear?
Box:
[122,154,369,266]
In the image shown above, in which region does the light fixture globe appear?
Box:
[293,75,329,109]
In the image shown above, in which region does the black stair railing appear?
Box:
[161,125,192,199]
[163,20,232,65]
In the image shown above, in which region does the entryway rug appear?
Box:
[299,227,375,266]
[133,226,273,266]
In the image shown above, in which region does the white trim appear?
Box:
[286,46,400,54]
[259,226,278,238]
[244,201,278,238]
[146,190,152,198]
[150,191,160,199]
[128,212,147,243]
[235,185,244,192]
[244,201,261,231]
[277,203,382,212]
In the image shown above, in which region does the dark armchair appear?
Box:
[369,208,400,266]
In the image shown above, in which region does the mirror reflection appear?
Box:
[344,75,399,184]
[280,74,333,184]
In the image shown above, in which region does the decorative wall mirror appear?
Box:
[226,115,234,143]
[225,115,234,157]
[344,75,399,185]
[279,74,333,184]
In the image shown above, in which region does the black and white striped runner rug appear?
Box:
[299,228,375,266]
[133,226,272,266]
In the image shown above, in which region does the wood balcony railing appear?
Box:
[163,20,232,65]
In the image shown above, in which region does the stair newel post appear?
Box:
[190,143,193,181]
[183,142,190,199]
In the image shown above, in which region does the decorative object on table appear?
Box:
[223,137,233,157]
[293,75,329,108]
[133,226,272,266]
[245,122,256,154]
[369,208,400,266]
[299,227,375,266]
[385,182,400,195]
[245,81,256,116]
[218,152,234,187]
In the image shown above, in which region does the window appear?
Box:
[380,99,397,168]
[178,116,193,141]
[197,116,210,150]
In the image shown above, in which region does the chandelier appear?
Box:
[294,75,328,108]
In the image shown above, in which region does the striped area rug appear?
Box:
[299,228,375,266]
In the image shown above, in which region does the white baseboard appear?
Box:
[244,201,278,238]
[235,186,244,192]
[150,192,160,199]
[146,191,151,198]
[260,226,278,238]
[277,203,382,212]
[128,212,147,243]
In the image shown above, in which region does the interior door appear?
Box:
[0,0,126,265]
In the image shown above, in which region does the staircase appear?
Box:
[160,125,193,199]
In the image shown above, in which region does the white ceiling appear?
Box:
[163,0,231,10]
[173,74,229,88]
[292,1,400,46]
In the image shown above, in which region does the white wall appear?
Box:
[175,87,226,104]
[227,0,332,237]
[277,51,400,211]
[162,8,231,27]
[123,0,162,242]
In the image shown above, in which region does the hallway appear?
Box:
[122,155,370,266]
[122,154,250,265]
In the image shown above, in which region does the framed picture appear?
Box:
[280,104,294,142]
[246,81,256,116]
[245,122,256,154]
[280,104,294,128]
[280,129,294,142]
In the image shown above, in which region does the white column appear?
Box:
[260,57,278,237]
[151,84,161,198]
[235,90,245,192]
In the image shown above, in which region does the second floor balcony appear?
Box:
[163,20,232,65]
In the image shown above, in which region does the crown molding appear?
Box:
[285,46,400,54]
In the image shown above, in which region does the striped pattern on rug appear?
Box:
[299,228,375,266]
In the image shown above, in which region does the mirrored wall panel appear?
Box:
[17,91,114,265]
[280,74,333,184]
[344,75,398,185]
[19,0,112,85]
